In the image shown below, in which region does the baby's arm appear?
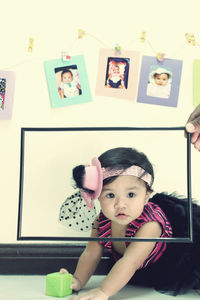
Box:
[58,87,64,98]
[99,221,162,298]
[63,218,103,292]
[76,83,81,90]
[73,237,103,289]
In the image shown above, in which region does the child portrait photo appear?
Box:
[96,48,140,100]
[0,78,6,110]
[146,65,172,99]
[55,65,82,99]
[44,56,92,108]
[137,56,182,107]
[105,57,130,90]
[0,70,15,120]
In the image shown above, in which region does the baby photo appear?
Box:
[105,57,130,90]
[146,65,173,99]
[54,65,82,99]
[137,56,182,107]
[0,78,6,110]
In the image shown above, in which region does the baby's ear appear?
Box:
[145,191,152,204]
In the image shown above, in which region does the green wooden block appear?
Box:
[46,272,72,297]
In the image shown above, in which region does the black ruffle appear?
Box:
[131,192,200,296]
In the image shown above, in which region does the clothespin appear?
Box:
[140,31,146,43]
[114,43,121,55]
[61,51,71,61]
[156,52,166,62]
[28,37,34,52]
[78,29,86,39]
[185,33,196,46]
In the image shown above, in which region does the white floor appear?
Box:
[0,275,199,299]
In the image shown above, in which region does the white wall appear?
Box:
[0,0,199,243]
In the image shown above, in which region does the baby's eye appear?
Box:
[106,193,115,199]
[127,192,135,198]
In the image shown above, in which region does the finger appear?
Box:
[185,122,196,133]
[75,293,91,300]
[186,116,200,132]
[59,268,68,274]
[71,283,79,290]
[194,137,200,151]
[70,294,84,300]
[69,296,78,300]
[186,104,200,124]
[192,116,200,131]
[191,132,199,144]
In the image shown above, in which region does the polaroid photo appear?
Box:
[0,70,16,120]
[137,56,183,107]
[96,49,140,100]
[44,56,92,108]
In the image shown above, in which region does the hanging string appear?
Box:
[2,30,200,71]
[78,28,110,48]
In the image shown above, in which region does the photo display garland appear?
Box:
[43,48,184,108]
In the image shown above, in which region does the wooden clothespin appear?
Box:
[61,51,71,61]
[140,31,146,43]
[156,52,166,62]
[185,33,196,46]
[114,43,121,55]
[78,29,86,39]
[28,37,34,52]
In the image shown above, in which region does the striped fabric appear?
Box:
[98,201,173,269]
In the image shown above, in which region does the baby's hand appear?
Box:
[69,288,108,300]
[59,268,81,291]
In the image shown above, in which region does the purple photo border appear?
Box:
[137,56,183,107]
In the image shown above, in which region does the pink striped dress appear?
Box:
[98,202,173,269]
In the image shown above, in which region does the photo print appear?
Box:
[137,56,183,107]
[105,57,130,90]
[0,70,15,120]
[55,65,82,99]
[146,65,172,99]
[96,49,140,100]
[44,56,92,108]
[0,78,6,110]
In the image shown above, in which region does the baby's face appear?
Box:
[114,66,120,73]
[62,72,73,83]
[99,175,151,226]
[155,73,169,86]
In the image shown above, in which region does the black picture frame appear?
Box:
[17,127,192,243]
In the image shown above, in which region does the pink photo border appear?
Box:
[95,48,140,100]
[0,70,16,120]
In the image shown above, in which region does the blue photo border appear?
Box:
[44,56,92,108]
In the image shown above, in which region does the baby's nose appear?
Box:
[114,197,126,207]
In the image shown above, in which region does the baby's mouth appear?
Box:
[116,212,128,219]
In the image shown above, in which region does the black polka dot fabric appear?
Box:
[59,191,97,231]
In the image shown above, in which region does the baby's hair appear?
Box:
[72,165,94,194]
[154,72,169,79]
[98,147,154,192]
[72,147,154,193]
[61,69,73,80]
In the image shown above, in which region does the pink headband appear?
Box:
[81,158,152,209]
[103,165,152,186]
